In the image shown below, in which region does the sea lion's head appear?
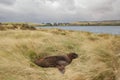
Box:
[67,52,78,59]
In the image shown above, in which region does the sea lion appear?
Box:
[34,53,78,74]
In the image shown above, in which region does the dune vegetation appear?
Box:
[0,29,120,80]
[0,23,38,30]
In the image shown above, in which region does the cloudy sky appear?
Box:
[0,0,120,23]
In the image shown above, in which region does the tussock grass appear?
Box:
[0,29,120,80]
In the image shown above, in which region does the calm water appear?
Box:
[37,26,120,35]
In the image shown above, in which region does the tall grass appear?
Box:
[0,29,120,80]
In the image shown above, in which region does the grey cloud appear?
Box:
[90,0,120,20]
[0,0,16,5]
[0,0,120,22]
[91,0,116,12]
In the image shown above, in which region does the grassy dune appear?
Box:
[0,29,120,80]
[0,23,36,30]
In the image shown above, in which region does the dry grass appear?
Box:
[0,29,120,80]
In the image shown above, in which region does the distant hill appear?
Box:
[41,20,120,26]
[69,20,120,26]
[0,20,120,30]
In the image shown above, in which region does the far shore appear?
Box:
[0,20,120,29]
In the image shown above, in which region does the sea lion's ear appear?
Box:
[57,65,65,74]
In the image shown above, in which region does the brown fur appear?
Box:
[34,53,78,74]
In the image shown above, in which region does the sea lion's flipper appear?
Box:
[57,65,65,74]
